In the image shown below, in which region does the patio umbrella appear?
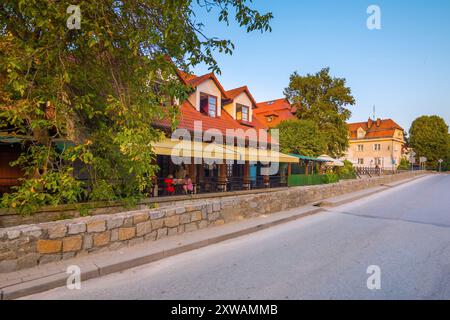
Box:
[318,155,344,167]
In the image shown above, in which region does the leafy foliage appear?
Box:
[409,116,449,169]
[284,68,355,157]
[397,158,410,170]
[337,160,356,179]
[322,173,339,184]
[0,0,273,213]
[276,119,326,157]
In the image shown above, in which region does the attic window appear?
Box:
[200,93,217,117]
[357,128,366,139]
[266,116,273,123]
[236,104,249,121]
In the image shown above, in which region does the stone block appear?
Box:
[191,211,202,222]
[21,226,42,238]
[87,219,106,233]
[83,234,93,250]
[107,216,124,229]
[68,223,86,235]
[37,239,62,254]
[118,227,136,241]
[17,253,39,269]
[133,212,149,225]
[156,228,168,239]
[152,219,164,230]
[39,254,61,265]
[180,213,191,224]
[63,235,83,252]
[136,221,152,237]
[111,229,119,242]
[47,224,67,239]
[164,215,180,228]
[93,231,111,247]
[149,210,165,220]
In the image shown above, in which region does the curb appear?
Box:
[1,207,323,300]
[0,174,426,299]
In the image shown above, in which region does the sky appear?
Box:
[191,0,450,132]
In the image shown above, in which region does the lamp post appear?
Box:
[438,159,443,172]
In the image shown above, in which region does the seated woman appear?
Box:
[164,174,175,195]
[183,174,194,195]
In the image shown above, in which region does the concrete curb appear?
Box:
[0,174,426,300]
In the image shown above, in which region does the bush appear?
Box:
[322,173,339,184]
[397,158,410,170]
[337,160,357,179]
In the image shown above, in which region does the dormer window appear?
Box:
[357,127,366,139]
[200,93,217,117]
[236,104,249,121]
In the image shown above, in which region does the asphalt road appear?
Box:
[22,174,450,300]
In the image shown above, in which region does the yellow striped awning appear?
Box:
[152,139,299,163]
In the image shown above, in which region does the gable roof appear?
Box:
[225,86,258,107]
[176,70,229,99]
[348,118,404,139]
[153,100,270,143]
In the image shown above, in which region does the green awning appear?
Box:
[288,154,329,162]
[0,134,32,144]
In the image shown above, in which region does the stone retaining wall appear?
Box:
[0,171,423,272]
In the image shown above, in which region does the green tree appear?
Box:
[284,68,355,158]
[276,119,326,157]
[0,0,273,213]
[409,115,449,169]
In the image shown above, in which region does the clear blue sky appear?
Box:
[191,0,450,132]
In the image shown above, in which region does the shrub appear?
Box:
[322,173,339,184]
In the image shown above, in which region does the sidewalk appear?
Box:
[0,174,426,300]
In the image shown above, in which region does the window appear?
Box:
[375,157,383,166]
[236,104,249,121]
[357,144,364,152]
[200,93,217,117]
[358,158,364,165]
[373,144,381,151]
[357,128,366,139]
[266,116,273,123]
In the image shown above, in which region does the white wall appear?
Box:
[188,79,222,116]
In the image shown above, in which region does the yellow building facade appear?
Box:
[346,118,406,170]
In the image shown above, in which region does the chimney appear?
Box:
[367,118,373,129]
[376,118,381,127]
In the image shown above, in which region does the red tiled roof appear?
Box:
[154,101,270,143]
[254,98,296,127]
[225,86,258,107]
[348,118,404,139]
[176,70,229,99]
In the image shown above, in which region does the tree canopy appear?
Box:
[409,115,449,168]
[284,68,355,158]
[0,0,273,213]
[275,119,326,157]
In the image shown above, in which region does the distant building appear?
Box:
[254,98,296,128]
[346,118,406,170]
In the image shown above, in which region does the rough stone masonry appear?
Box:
[0,171,422,273]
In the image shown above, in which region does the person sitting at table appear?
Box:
[164,174,175,195]
[183,174,194,195]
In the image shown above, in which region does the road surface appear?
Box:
[22,174,450,299]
